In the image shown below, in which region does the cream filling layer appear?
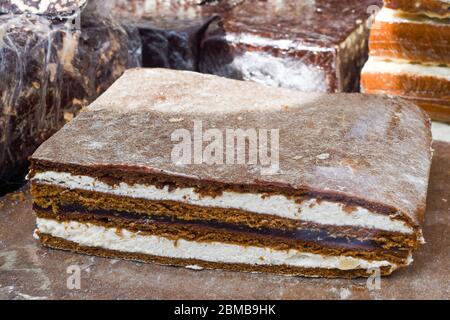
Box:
[36,218,398,271]
[32,171,413,234]
[362,57,450,80]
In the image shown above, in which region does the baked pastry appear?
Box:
[30,68,432,278]
[0,2,140,183]
[199,0,382,92]
[369,7,450,65]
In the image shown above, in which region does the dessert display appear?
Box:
[29,68,432,278]
[0,1,140,183]
[361,2,450,123]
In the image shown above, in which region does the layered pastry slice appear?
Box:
[361,57,450,122]
[384,0,450,19]
[29,68,432,278]
[369,7,450,65]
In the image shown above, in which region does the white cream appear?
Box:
[36,218,398,271]
[32,171,414,234]
[223,33,332,53]
[362,57,450,80]
[217,50,328,92]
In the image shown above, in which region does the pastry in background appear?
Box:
[199,0,382,92]
[0,2,140,184]
[361,3,450,123]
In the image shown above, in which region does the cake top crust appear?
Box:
[31,68,432,228]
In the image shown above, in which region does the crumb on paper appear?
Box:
[316,153,330,160]
[17,293,48,300]
[10,192,26,202]
[169,118,184,123]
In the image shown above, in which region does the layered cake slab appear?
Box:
[199,0,382,93]
[361,57,450,122]
[384,0,450,19]
[30,68,432,278]
[369,7,450,65]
